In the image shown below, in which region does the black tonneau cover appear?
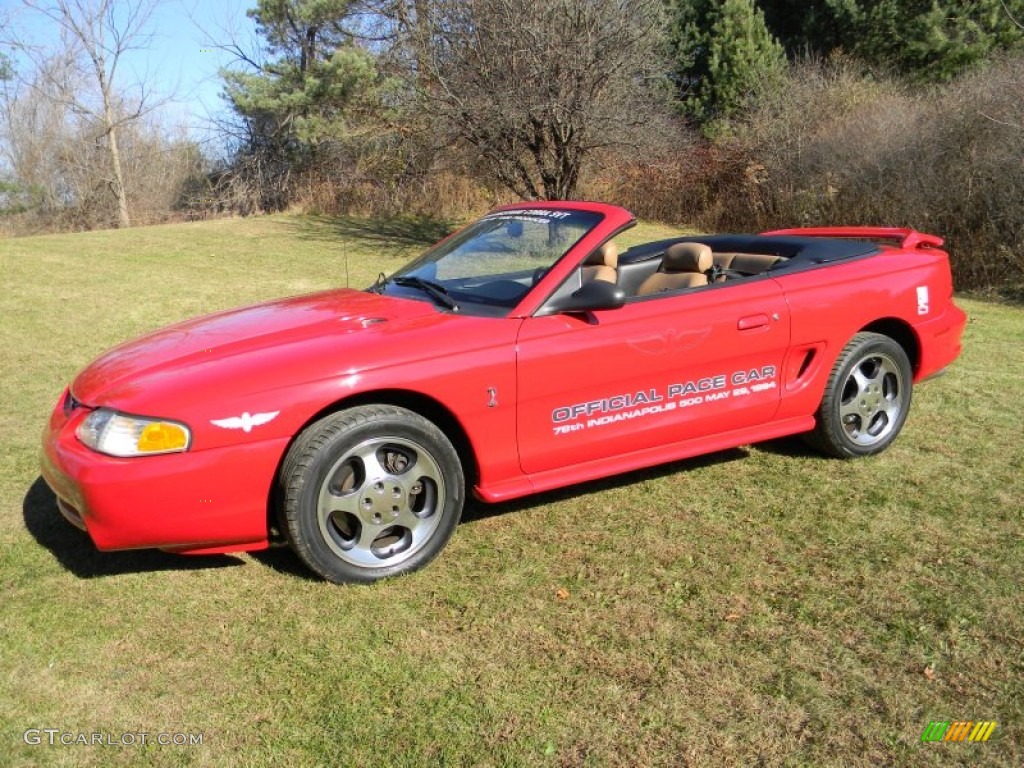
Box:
[620,235,879,271]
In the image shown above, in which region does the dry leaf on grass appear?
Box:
[555,588,570,601]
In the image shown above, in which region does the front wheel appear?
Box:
[806,332,913,458]
[280,405,465,583]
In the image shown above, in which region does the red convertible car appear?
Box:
[41,202,966,583]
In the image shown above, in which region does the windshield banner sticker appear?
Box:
[481,209,573,222]
[551,367,776,435]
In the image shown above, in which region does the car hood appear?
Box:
[71,289,440,406]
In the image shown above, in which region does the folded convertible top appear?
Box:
[619,233,880,269]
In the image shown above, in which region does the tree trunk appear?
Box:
[106,121,131,228]
[99,70,130,227]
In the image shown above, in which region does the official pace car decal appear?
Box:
[551,367,777,435]
[210,411,280,433]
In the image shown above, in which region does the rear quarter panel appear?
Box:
[771,246,960,421]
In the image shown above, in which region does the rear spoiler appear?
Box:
[761,226,944,250]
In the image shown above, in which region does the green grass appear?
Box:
[1,215,1021,767]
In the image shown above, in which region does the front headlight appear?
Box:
[76,408,191,457]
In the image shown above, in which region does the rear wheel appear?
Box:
[807,332,913,458]
[280,405,464,583]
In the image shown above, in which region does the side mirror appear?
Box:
[547,279,626,314]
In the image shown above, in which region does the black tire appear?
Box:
[279,405,464,583]
[806,332,913,459]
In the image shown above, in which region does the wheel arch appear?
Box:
[858,317,921,375]
[266,389,481,543]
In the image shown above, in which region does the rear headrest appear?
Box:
[585,241,618,269]
[663,242,712,273]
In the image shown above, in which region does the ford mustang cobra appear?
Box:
[40,202,966,583]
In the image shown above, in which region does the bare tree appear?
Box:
[395,0,672,200]
[6,0,167,227]
[0,53,82,214]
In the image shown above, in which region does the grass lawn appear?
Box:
[1,215,1021,767]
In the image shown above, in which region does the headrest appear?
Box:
[585,241,618,269]
[663,242,712,273]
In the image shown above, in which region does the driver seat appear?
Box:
[581,241,618,284]
[636,242,712,295]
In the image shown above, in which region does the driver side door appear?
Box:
[515,279,791,475]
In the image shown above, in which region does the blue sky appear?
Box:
[2,0,260,132]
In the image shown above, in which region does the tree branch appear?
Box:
[1001,0,1024,30]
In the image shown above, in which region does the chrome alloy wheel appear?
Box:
[838,351,905,447]
[316,436,445,568]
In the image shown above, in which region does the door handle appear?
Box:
[737,314,770,331]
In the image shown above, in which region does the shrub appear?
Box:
[715,55,1024,295]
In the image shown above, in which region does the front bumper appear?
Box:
[40,389,287,553]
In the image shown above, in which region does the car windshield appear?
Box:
[376,208,603,315]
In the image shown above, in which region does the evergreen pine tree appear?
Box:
[757,0,1024,82]
[0,52,13,82]
[669,0,786,124]
[222,0,380,150]
[856,0,1024,81]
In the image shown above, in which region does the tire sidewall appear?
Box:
[286,407,464,583]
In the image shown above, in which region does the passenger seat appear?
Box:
[581,241,618,284]
[636,243,712,295]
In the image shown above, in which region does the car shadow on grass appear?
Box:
[751,435,821,459]
[247,547,322,581]
[22,477,245,578]
[24,439,820,580]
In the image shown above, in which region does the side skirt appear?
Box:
[474,415,816,503]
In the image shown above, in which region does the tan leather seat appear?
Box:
[713,252,782,274]
[636,242,712,296]
[581,241,618,284]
